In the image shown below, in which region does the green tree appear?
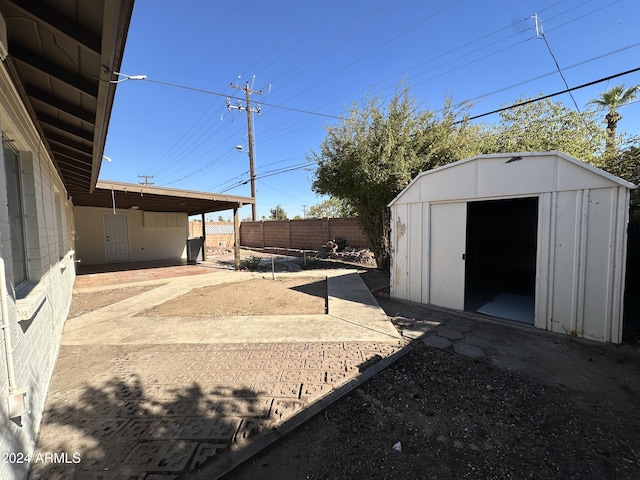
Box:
[480,97,605,162]
[269,204,288,220]
[588,85,639,154]
[601,138,640,206]
[308,197,355,218]
[310,84,478,271]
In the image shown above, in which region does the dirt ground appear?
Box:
[69,252,640,480]
[229,341,640,480]
[142,277,326,317]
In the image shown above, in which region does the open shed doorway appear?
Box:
[464,197,538,324]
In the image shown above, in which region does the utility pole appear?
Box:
[228,82,262,221]
[138,175,154,185]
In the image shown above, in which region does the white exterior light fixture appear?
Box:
[110,71,147,84]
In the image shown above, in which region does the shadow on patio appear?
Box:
[28,342,403,479]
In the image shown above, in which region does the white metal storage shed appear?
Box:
[388,151,636,343]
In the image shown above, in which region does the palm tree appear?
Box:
[589,84,639,153]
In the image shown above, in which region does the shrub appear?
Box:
[240,255,261,271]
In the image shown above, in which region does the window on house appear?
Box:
[3,139,27,286]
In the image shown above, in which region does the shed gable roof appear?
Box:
[388,151,636,207]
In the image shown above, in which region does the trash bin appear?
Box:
[187,237,204,263]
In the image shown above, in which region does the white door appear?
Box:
[429,202,467,310]
[104,214,130,262]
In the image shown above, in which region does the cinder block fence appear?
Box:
[239,217,369,250]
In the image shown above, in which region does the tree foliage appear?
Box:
[602,137,640,206]
[479,97,605,162]
[310,83,637,272]
[269,204,288,220]
[307,197,355,218]
[310,85,479,271]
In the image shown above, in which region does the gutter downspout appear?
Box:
[0,257,27,419]
[0,257,16,391]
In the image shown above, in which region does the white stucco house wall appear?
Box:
[74,207,189,265]
[389,151,636,343]
[0,75,76,477]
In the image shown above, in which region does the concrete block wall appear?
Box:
[240,218,370,251]
[289,218,329,250]
[239,221,264,248]
[0,65,75,479]
[325,217,370,248]
[263,220,291,249]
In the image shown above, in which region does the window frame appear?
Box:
[3,137,28,288]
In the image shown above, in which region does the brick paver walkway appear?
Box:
[30,341,398,479]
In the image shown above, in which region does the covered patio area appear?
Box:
[73,181,255,269]
[74,258,231,288]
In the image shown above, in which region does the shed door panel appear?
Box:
[430,202,466,310]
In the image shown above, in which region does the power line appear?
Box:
[462,41,640,109]
[305,0,619,116]
[145,78,342,119]
[217,162,312,194]
[458,66,640,123]
[211,67,640,196]
[533,13,581,112]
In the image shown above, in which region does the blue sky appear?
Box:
[103,0,640,220]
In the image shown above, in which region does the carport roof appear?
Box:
[79,180,255,215]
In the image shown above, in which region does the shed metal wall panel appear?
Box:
[391,203,409,300]
[408,202,423,303]
[477,155,557,197]
[582,188,617,341]
[550,190,581,335]
[421,202,431,305]
[556,159,619,191]
[534,192,554,330]
[418,161,478,203]
[388,152,634,343]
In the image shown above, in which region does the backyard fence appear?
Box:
[189,218,368,252]
[239,217,369,251]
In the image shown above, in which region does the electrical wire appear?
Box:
[457,66,640,123]
[145,78,342,119]
[134,0,613,174]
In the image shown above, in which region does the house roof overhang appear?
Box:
[0,0,134,199]
[0,1,249,215]
[79,180,255,216]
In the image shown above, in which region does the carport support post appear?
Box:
[201,213,206,261]
[233,205,240,270]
